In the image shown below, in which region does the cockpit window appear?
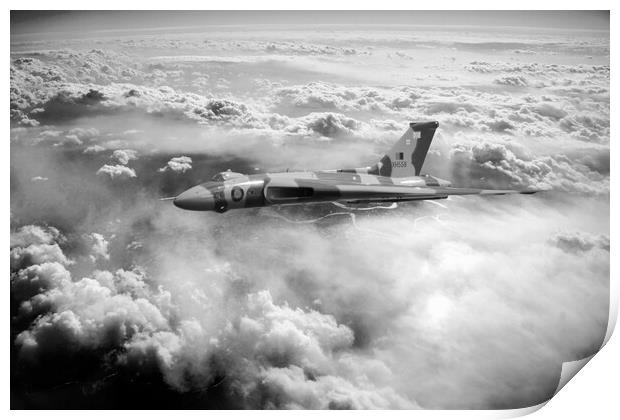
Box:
[267,186,314,200]
[211,171,244,182]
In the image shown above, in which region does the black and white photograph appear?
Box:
[9,8,612,411]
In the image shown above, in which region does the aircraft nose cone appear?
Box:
[173,186,214,211]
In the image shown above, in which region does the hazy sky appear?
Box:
[11,10,610,36]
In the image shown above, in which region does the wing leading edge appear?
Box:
[341,186,538,204]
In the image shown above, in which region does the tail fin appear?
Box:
[371,121,439,178]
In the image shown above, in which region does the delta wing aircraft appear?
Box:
[172,121,537,213]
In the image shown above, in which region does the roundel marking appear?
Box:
[231,186,244,202]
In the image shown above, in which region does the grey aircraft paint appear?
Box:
[173,122,538,213]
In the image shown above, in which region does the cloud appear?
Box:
[10,243,72,271]
[210,290,416,409]
[10,51,139,124]
[96,164,137,180]
[58,134,83,146]
[550,231,610,253]
[261,41,367,56]
[256,364,416,409]
[449,140,609,194]
[280,113,365,138]
[68,127,100,141]
[16,283,171,361]
[265,78,608,152]
[158,156,192,173]
[11,225,62,248]
[116,289,372,403]
[83,145,106,154]
[110,149,138,165]
[87,233,110,262]
[12,262,72,304]
[271,82,421,113]
[35,128,99,147]
[12,234,171,360]
[494,75,529,87]
[465,61,609,80]
[227,290,354,370]
[12,78,267,129]
[12,227,416,408]
[533,104,568,120]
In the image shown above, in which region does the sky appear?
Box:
[11,10,610,36]
[9,10,610,409]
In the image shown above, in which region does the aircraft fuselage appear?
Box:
[173,171,452,213]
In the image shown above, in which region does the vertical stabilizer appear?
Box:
[370,121,439,177]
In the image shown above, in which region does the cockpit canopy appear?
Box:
[211,171,245,182]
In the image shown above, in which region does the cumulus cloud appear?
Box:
[448,140,609,194]
[87,233,110,262]
[68,127,100,138]
[116,289,413,408]
[158,156,192,173]
[12,80,266,129]
[59,134,83,146]
[271,82,422,113]
[10,226,66,269]
[35,129,95,147]
[11,225,62,248]
[281,112,365,138]
[110,149,138,165]
[15,276,171,361]
[262,41,367,56]
[11,222,418,408]
[96,164,137,180]
[494,75,529,87]
[83,145,106,154]
[465,61,609,81]
[12,262,72,308]
[263,78,608,154]
[550,231,610,253]
[10,243,71,271]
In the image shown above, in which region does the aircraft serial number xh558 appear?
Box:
[172,121,537,213]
